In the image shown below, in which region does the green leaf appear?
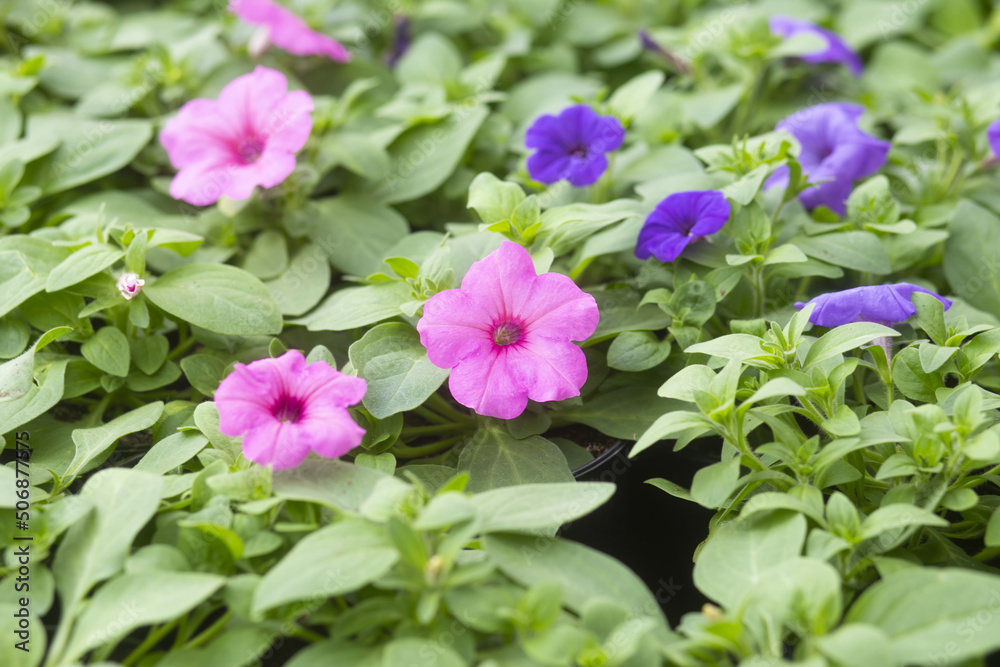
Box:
[792,231,891,274]
[607,70,664,122]
[816,624,894,667]
[52,470,164,641]
[0,315,30,359]
[373,106,489,204]
[483,534,671,636]
[690,457,741,509]
[458,424,574,492]
[192,402,242,463]
[607,330,670,371]
[557,387,679,441]
[296,281,412,332]
[395,32,463,86]
[892,346,944,402]
[0,235,70,317]
[986,507,1000,547]
[272,459,410,514]
[468,172,526,225]
[80,326,130,377]
[383,638,465,667]
[262,244,331,317]
[242,229,288,280]
[692,511,807,609]
[253,519,398,613]
[945,200,1000,319]
[348,322,449,419]
[134,431,207,475]
[0,360,68,434]
[911,291,948,346]
[144,264,282,336]
[311,196,409,277]
[129,334,168,376]
[45,243,124,293]
[469,482,615,533]
[763,243,808,266]
[180,354,228,396]
[631,410,714,456]
[65,402,164,479]
[63,572,225,664]
[28,114,153,194]
[857,504,948,543]
[803,322,900,368]
[846,568,1000,665]
[657,364,717,402]
[721,164,771,205]
[821,404,862,437]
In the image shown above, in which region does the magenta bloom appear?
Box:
[215,350,367,470]
[525,105,625,187]
[766,103,890,215]
[417,242,599,419]
[230,0,351,62]
[988,119,1000,159]
[635,190,730,262]
[796,283,952,327]
[160,66,313,206]
[769,16,863,76]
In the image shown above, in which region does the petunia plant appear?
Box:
[2,0,1000,665]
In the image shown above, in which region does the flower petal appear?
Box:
[448,347,528,419]
[418,288,494,369]
[520,273,599,342]
[510,337,589,405]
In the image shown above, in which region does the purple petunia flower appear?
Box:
[635,190,730,262]
[987,119,1000,159]
[769,15,863,76]
[795,283,952,327]
[765,103,890,215]
[525,105,625,187]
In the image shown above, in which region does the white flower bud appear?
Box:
[117,273,145,300]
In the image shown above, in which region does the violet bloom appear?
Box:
[987,119,1000,159]
[765,103,890,215]
[215,350,367,470]
[417,241,599,419]
[117,273,145,300]
[160,66,313,206]
[385,16,411,68]
[230,0,351,62]
[795,283,952,327]
[635,190,730,262]
[525,105,625,187]
[769,15,863,76]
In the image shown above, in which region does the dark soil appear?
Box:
[548,422,618,458]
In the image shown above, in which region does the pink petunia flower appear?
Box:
[417,241,600,419]
[160,65,314,206]
[215,350,368,470]
[230,0,351,62]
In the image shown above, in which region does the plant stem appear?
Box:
[392,436,464,459]
[183,611,233,650]
[168,333,199,361]
[401,422,469,439]
[413,405,449,425]
[289,624,326,642]
[425,393,473,423]
[123,620,180,666]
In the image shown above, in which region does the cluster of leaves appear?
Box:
[3,0,1000,665]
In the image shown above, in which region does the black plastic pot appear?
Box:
[562,438,719,627]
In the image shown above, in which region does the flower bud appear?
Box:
[117,273,145,300]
